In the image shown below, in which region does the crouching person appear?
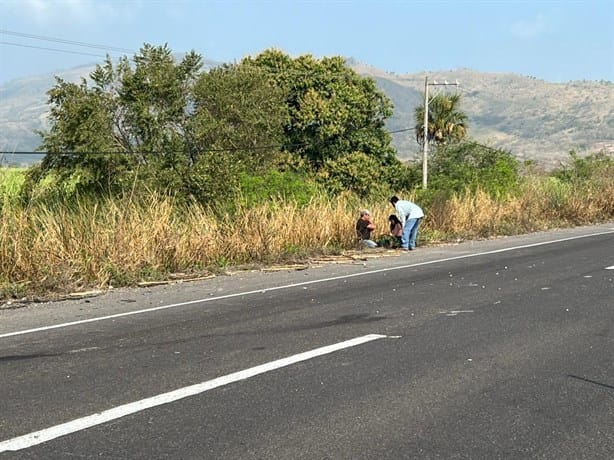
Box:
[356,209,378,248]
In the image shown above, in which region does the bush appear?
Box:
[315,151,414,199]
[0,167,25,209]
[427,141,521,198]
[238,170,325,208]
[552,150,614,184]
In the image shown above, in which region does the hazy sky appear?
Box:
[0,0,613,84]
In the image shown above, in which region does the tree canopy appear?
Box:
[25,45,401,203]
[30,44,205,198]
[241,49,398,169]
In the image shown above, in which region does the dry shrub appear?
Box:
[426,189,518,238]
[421,173,613,240]
[1,196,197,294]
[518,176,614,227]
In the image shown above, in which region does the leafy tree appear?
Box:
[27,44,202,199]
[316,152,388,198]
[414,93,468,148]
[241,50,397,170]
[25,45,288,204]
[27,45,403,204]
[184,63,288,201]
[115,44,203,156]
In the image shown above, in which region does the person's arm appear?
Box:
[395,204,406,227]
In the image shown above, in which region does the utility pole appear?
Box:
[422,77,429,189]
[422,76,459,189]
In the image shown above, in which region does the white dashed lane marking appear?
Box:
[0,334,387,453]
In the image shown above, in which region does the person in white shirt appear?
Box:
[389,195,424,250]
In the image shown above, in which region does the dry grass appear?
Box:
[1,193,362,298]
[424,176,614,241]
[1,174,613,300]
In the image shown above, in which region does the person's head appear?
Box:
[389,196,399,206]
[388,214,401,225]
[359,209,371,220]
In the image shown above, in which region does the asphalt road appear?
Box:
[1,224,613,459]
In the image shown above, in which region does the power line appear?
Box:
[389,127,415,134]
[0,29,407,81]
[0,127,416,157]
[0,29,133,53]
[0,41,111,59]
[0,38,405,83]
[0,29,432,90]
[1,30,420,160]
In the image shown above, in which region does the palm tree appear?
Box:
[414,93,468,148]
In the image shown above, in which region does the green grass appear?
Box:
[0,167,25,206]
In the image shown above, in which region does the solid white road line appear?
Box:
[0,333,387,452]
[2,230,613,339]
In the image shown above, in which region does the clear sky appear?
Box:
[0,0,613,85]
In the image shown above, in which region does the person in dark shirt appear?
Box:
[356,209,377,248]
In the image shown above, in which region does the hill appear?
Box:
[1,60,613,168]
[350,61,614,167]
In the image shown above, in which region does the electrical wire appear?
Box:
[0,41,112,59]
[0,29,133,53]
[0,29,408,81]
[1,29,423,161]
[0,127,416,156]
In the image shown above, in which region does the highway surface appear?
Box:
[1,224,613,459]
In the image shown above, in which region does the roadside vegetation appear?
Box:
[1,45,612,301]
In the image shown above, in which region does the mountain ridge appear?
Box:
[1,60,613,168]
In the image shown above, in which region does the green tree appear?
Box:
[27,44,203,199]
[414,93,468,148]
[315,151,388,198]
[27,45,404,204]
[242,50,397,170]
[184,63,288,201]
[25,45,289,204]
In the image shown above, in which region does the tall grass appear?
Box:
[1,168,613,299]
[0,167,25,208]
[1,191,362,297]
[423,174,614,240]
